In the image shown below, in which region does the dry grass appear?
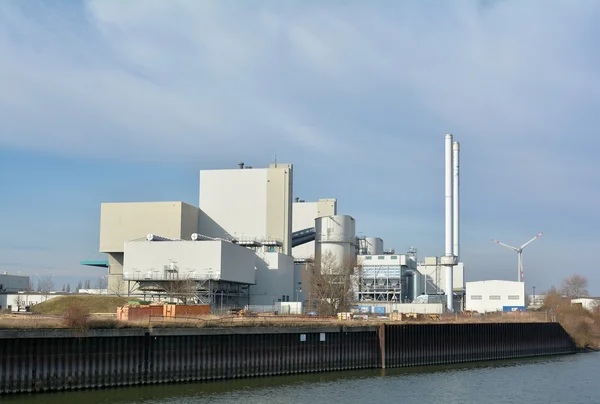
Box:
[0,311,553,331]
[30,295,137,315]
[555,306,600,350]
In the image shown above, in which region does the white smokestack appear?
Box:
[444,134,454,312]
[453,141,460,260]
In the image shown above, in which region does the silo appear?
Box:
[315,215,356,274]
[364,237,384,255]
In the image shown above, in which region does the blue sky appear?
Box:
[1,0,600,294]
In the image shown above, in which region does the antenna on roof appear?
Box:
[274,154,277,167]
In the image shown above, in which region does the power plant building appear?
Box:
[99,201,200,294]
[199,163,293,255]
[87,135,478,314]
[357,253,423,303]
[292,199,337,260]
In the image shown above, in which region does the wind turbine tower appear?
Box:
[492,232,543,282]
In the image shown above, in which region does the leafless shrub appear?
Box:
[63,305,90,332]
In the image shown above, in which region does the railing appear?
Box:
[123,271,220,281]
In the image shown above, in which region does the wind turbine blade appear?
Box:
[492,239,518,252]
[521,232,543,249]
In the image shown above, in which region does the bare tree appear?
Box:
[560,274,589,298]
[544,288,569,310]
[161,278,198,304]
[66,283,71,293]
[76,281,83,292]
[308,251,357,316]
[84,279,92,289]
[37,276,55,301]
[109,276,126,297]
[15,295,26,312]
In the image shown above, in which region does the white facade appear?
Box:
[0,292,61,312]
[465,280,525,313]
[315,215,356,273]
[251,252,295,305]
[417,261,465,294]
[99,201,200,294]
[0,274,30,293]
[571,298,600,312]
[199,163,293,254]
[123,240,257,285]
[292,199,337,260]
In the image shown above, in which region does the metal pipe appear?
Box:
[146,234,172,241]
[445,134,454,312]
[453,141,460,260]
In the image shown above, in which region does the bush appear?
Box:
[63,305,91,331]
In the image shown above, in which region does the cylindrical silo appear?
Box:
[365,237,384,255]
[315,215,356,274]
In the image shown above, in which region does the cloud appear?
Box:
[2,1,600,290]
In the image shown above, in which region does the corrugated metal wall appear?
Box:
[0,323,575,395]
[380,322,575,368]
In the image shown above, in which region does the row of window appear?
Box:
[364,256,398,260]
[470,295,521,300]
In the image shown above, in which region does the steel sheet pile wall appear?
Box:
[0,323,575,395]
[0,327,378,394]
[382,322,575,368]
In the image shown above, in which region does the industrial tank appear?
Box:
[315,215,356,274]
[364,237,384,255]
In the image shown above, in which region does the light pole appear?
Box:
[532,286,536,307]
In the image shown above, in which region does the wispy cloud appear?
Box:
[1,1,600,291]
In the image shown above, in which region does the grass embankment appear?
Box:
[30,295,136,315]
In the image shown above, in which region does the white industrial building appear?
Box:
[99,201,200,293]
[357,253,422,303]
[465,280,526,313]
[571,298,600,312]
[291,198,337,260]
[86,141,469,314]
[93,163,334,309]
[0,292,62,312]
[199,162,293,254]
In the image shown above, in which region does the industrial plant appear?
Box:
[73,135,533,315]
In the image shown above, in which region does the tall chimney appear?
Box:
[453,141,460,260]
[445,134,454,312]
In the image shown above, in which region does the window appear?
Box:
[470,295,482,300]
[378,256,385,260]
[508,295,520,300]
[390,255,398,259]
[489,295,501,300]
[365,256,372,260]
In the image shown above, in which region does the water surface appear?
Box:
[4,353,598,404]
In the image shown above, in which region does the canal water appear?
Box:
[3,353,598,404]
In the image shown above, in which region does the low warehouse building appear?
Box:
[465,280,525,313]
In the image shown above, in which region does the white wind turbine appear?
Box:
[492,232,543,282]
